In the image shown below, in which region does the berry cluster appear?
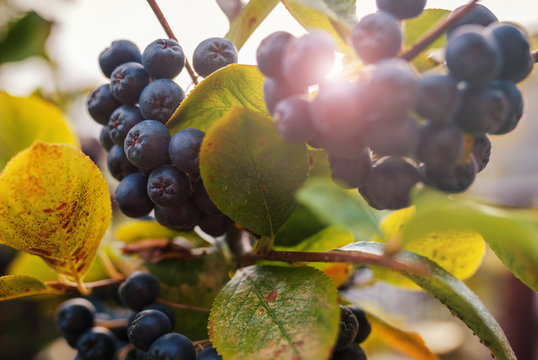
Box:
[257,1,534,210]
[331,305,372,360]
[55,272,222,360]
[87,38,238,236]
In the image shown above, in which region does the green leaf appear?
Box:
[340,241,516,360]
[167,64,267,134]
[403,9,450,71]
[281,0,356,55]
[405,190,538,292]
[274,204,326,247]
[208,265,339,360]
[0,142,111,284]
[199,107,309,238]
[0,92,79,170]
[0,11,52,63]
[297,177,381,240]
[225,0,279,50]
[146,250,230,339]
[0,275,60,301]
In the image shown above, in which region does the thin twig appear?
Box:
[46,277,125,292]
[157,298,211,313]
[399,0,480,61]
[244,250,430,275]
[146,0,199,85]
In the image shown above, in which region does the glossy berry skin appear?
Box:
[142,39,186,79]
[198,213,233,237]
[124,120,171,170]
[349,306,371,343]
[416,123,464,169]
[197,345,222,360]
[310,80,367,140]
[128,309,171,352]
[335,306,359,351]
[87,84,121,125]
[169,128,205,175]
[486,23,533,83]
[282,31,335,90]
[489,80,523,135]
[75,327,116,360]
[274,95,315,143]
[364,115,419,157]
[455,81,510,134]
[99,40,142,78]
[424,156,477,193]
[351,12,402,64]
[107,145,139,181]
[445,4,498,39]
[263,77,306,116]
[194,178,220,215]
[99,126,115,152]
[56,298,96,344]
[366,157,421,210]
[445,26,502,85]
[115,173,154,218]
[472,134,491,173]
[119,271,160,311]
[328,149,372,189]
[193,37,238,77]
[256,31,295,80]
[143,303,176,329]
[376,0,426,19]
[108,105,144,145]
[139,79,185,124]
[331,344,367,360]
[147,165,191,207]
[147,333,196,360]
[110,62,150,104]
[154,199,201,231]
[368,59,418,117]
[414,74,461,123]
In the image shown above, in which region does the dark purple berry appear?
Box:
[328,149,372,189]
[193,37,238,77]
[351,12,402,64]
[99,126,115,152]
[376,0,426,19]
[110,62,150,104]
[263,77,306,116]
[99,40,142,78]
[115,173,154,218]
[147,333,196,360]
[108,105,144,145]
[147,165,191,207]
[154,199,201,231]
[107,144,139,181]
[56,298,96,345]
[335,306,359,351]
[198,213,233,237]
[142,39,186,79]
[445,4,498,39]
[472,134,491,173]
[76,327,116,360]
[274,95,315,143]
[416,123,464,169]
[87,84,121,125]
[414,74,462,123]
[256,31,295,79]
[124,120,171,170]
[169,128,205,175]
[139,79,185,124]
[197,345,222,360]
[118,271,160,311]
[349,306,371,343]
[128,309,171,352]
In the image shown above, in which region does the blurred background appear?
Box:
[0,0,536,359]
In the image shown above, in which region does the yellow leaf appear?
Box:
[0,142,111,286]
[0,275,62,301]
[114,219,206,246]
[0,92,79,170]
[367,313,440,360]
[371,207,485,289]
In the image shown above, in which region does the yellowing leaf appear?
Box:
[368,313,440,360]
[0,92,79,170]
[372,207,485,289]
[0,142,111,285]
[114,219,206,246]
[0,275,61,301]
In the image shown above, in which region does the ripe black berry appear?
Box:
[349,306,371,343]
[147,165,191,207]
[142,39,186,79]
[472,134,491,173]
[139,79,185,124]
[87,84,121,125]
[108,105,144,145]
[99,40,142,78]
[193,178,221,216]
[168,128,205,175]
[364,114,419,157]
[335,306,359,351]
[414,74,462,123]
[198,213,233,237]
[376,0,426,19]
[197,345,223,360]
[256,31,295,80]
[328,149,372,189]
[99,126,115,152]
[56,298,96,345]
[119,271,161,311]
[147,333,196,360]
[110,62,150,104]
[263,77,306,116]
[76,327,117,360]
[143,303,176,329]
[416,123,464,169]
[331,344,367,360]
[107,144,139,181]
[424,156,477,193]
[274,95,315,143]
[154,199,201,231]
[445,4,498,39]
[115,173,154,218]
[351,12,402,64]
[193,37,238,77]
[124,120,171,170]
[128,309,171,352]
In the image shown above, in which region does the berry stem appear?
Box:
[46,277,126,292]
[399,0,480,62]
[243,250,431,275]
[156,298,211,313]
[146,0,199,85]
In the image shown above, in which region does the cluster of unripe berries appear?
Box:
[258,0,534,210]
[87,37,239,235]
[55,272,221,360]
